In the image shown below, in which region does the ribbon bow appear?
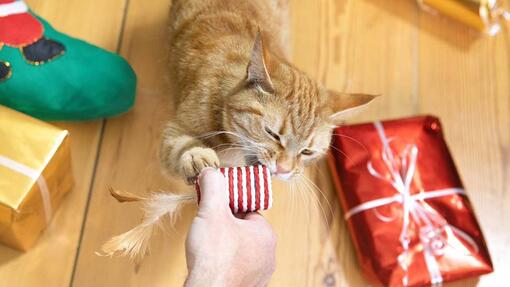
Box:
[345,122,479,286]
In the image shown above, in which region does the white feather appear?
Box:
[99,192,197,262]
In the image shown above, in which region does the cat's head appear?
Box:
[223,34,376,180]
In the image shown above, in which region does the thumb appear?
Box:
[197,167,230,214]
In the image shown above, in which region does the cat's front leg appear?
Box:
[179,147,220,183]
[161,122,220,184]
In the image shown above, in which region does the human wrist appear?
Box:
[185,262,229,287]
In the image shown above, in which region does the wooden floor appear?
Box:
[0,0,509,286]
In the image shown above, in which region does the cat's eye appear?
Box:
[301,149,314,156]
[265,126,280,141]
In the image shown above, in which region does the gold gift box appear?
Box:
[419,0,507,35]
[0,106,73,251]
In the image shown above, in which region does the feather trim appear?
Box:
[98,191,197,262]
[108,186,146,203]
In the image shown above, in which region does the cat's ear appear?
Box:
[246,32,275,94]
[327,91,379,125]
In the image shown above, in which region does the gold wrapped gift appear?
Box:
[419,0,508,35]
[0,106,73,251]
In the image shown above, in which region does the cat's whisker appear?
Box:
[331,133,368,152]
[290,179,301,225]
[216,145,255,151]
[286,180,296,238]
[296,174,329,228]
[233,142,265,153]
[329,144,352,161]
[234,141,268,154]
[294,178,306,223]
[206,140,262,152]
[299,173,332,225]
[197,130,266,149]
[204,140,262,154]
[217,146,259,156]
[293,177,311,225]
[310,161,328,183]
[197,132,268,160]
[208,142,245,150]
[195,130,231,140]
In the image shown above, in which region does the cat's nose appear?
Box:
[276,164,292,174]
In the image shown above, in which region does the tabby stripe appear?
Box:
[283,73,295,100]
[231,116,252,136]
[227,105,264,116]
[286,69,298,100]
[279,117,288,135]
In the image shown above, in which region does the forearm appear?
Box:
[184,170,276,287]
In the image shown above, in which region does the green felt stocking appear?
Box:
[0,1,137,121]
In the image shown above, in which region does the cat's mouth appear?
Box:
[246,155,276,173]
[245,155,262,166]
[245,155,294,181]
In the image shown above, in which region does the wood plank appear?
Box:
[418,6,510,287]
[283,0,419,286]
[71,0,193,286]
[0,0,127,286]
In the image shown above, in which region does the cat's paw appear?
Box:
[180,147,220,184]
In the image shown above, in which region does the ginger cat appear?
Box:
[161,0,375,182]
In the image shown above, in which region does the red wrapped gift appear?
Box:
[329,115,493,287]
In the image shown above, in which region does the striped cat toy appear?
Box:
[101,165,273,262]
[196,165,273,213]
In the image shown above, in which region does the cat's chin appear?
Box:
[274,172,294,181]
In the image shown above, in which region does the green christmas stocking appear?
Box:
[0,0,137,121]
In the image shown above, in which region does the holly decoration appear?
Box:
[0,61,10,82]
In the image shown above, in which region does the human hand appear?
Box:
[185,168,277,287]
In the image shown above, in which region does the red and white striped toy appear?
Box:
[196,165,273,213]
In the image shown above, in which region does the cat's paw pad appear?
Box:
[180,147,220,184]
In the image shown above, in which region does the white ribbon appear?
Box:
[0,0,28,17]
[0,155,52,224]
[345,121,479,286]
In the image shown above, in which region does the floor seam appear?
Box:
[68,0,131,285]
